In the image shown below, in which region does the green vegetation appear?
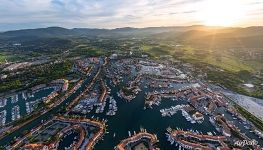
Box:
[234,103,263,131]
[143,44,253,72]
[0,53,24,63]
[140,43,263,98]
[69,44,107,57]
[28,60,72,84]
[206,69,263,98]
[141,44,172,58]
[0,53,6,63]
[0,80,22,93]
[202,56,252,72]
[0,28,262,100]
[122,87,134,96]
[0,60,73,93]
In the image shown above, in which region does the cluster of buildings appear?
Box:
[138,60,188,80]
[187,88,228,114]
[72,78,116,116]
[166,128,229,150]
[42,92,59,104]
[0,78,71,127]
[2,56,263,149]
[115,129,159,150]
[119,75,142,102]
[2,59,50,72]
[106,59,134,87]
[50,79,69,92]
[145,85,228,113]
[10,116,106,150]
[74,57,100,75]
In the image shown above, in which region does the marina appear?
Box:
[1,57,263,149]
[0,110,6,126]
[11,116,106,150]
[0,87,55,126]
[11,105,20,121]
[57,130,80,150]
[106,97,118,116]
[166,128,229,149]
[0,99,7,108]
[160,104,189,117]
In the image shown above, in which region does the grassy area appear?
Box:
[0,53,20,63]
[202,56,252,72]
[142,44,255,72]
[0,52,29,63]
[234,103,263,131]
[0,53,7,63]
[141,44,173,58]
[140,44,263,98]
[205,66,263,98]
[245,60,263,71]
[70,44,107,57]
[177,46,253,72]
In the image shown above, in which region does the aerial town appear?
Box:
[1,0,263,149]
[0,54,262,150]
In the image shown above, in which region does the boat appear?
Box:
[243,125,248,129]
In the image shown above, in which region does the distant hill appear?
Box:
[1,26,263,48]
[0,25,229,38]
[1,27,77,38]
[170,27,263,48]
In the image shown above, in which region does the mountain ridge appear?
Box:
[1,25,263,48]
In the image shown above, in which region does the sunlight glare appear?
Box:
[198,0,245,26]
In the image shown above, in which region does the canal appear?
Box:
[0,66,99,147]
[1,61,262,149]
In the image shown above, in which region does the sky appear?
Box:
[0,0,263,31]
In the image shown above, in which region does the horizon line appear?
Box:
[2,24,263,32]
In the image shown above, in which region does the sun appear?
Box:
[197,0,245,26]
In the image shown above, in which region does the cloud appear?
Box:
[0,0,262,31]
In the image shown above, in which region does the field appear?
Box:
[141,45,173,59]
[0,54,6,63]
[69,44,107,57]
[0,52,29,64]
[140,43,263,98]
[0,53,8,63]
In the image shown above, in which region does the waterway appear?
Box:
[57,130,80,150]
[84,80,222,149]
[91,79,263,149]
[0,87,55,125]
[0,63,262,149]
[0,65,99,148]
